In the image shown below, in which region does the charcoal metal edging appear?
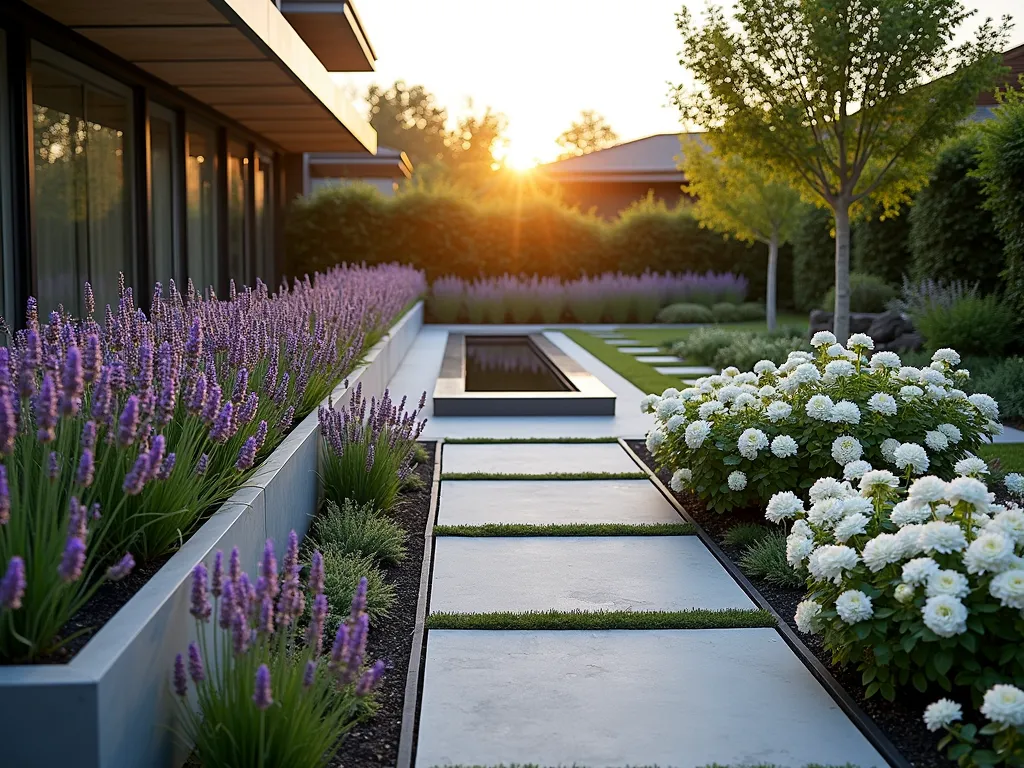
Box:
[395,438,443,768]
[617,439,912,768]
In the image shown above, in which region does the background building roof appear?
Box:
[537,133,701,183]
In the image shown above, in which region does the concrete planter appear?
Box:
[0,302,423,768]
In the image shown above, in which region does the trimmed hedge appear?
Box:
[820,272,897,313]
[285,185,795,305]
[853,207,912,286]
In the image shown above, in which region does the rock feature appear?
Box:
[809,309,922,352]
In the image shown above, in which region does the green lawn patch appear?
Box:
[978,442,1024,473]
[441,471,648,481]
[426,608,776,631]
[559,329,681,394]
[433,522,695,537]
[620,316,808,349]
[444,436,618,444]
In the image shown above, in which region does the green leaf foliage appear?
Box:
[792,206,837,312]
[853,207,913,286]
[820,273,897,313]
[310,500,407,567]
[738,530,805,587]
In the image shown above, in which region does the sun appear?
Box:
[498,146,538,172]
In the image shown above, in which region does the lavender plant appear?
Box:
[173,535,383,767]
[319,384,427,511]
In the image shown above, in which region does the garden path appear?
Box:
[413,440,889,768]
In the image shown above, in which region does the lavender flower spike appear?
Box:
[260,540,278,599]
[309,551,325,596]
[0,556,26,610]
[187,641,205,683]
[211,551,224,598]
[253,664,273,710]
[117,395,140,448]
[106,553,135,582]
[57,536,87,583]
[209,401,234,443]
[59,345,84,416]
[173,653,188,697]
[302,660,317,688]
[76,449,95,487]
[195,453,209,476]
[228,546,241,584]
[231,610,250,656]
[356,660,386,696]
[235,436,258,471]
[350,576,368,619]
[189,563,211,621]
[122,453,151,496]
[0,465,10,524]
[34,373,58,442]
[0,389,17,455]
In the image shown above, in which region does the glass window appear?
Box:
[185,120,217,295]
[0,30,13,328]
[254,152,274,287]
[150,103,179,291]
[226,140,249,288]
[31,46,133,318]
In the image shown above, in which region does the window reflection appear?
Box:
[150,106,178,291]
[227,140,248,288]
[186,121,217,295]
[254,153,274,286]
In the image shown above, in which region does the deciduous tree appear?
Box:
[556,110,619,160]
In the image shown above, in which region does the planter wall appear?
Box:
[0,302,424,768]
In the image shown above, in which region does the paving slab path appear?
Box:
[416,441,890,768]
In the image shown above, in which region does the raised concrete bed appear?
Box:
[0,302,424,768]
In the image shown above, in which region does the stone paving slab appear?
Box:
[618,346,661,354]
[416,629,886,768]
[603,338,640,346]
[437,479,682,526]
[636,354,683,364]
[430,537,754,613]
[654,365,716,375]
[442,443,639,475]
[993,424,1024,444]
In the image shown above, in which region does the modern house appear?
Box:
[972,41,1024,121]
[302,145,414,196]
[535,133,695,219]
[0,0,379,324]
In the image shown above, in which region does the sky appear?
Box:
[334,0,1023,168]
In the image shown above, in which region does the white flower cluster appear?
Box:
[924,683,1024,738]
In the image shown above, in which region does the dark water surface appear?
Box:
[464,336,571,392]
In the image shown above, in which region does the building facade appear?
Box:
[0,0,378,324]
[303,146,413,196]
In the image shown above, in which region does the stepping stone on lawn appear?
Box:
[603,339,640,346]
[618,346,661,354]
[430,537,753,612]
[636,355,683,364]
[442,443,639,476]
[654,365,717,376]
[415,629,886,768]
[438,480,682,526]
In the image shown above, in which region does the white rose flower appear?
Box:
[1005,473,1024,498]
[807,545,860,584]
[908,476,948,505]
[923,699,963,731]
[847,333,874,350]
[987,420,1004,436]
[895,583,916,604]
[953,456,989,478]
[932,348,961,366]
[792,363,821,384]
[969,393,1000,420]
[734,372,758,385]
[811,330,837,347]
[981,685,1024,727]
[894,524,925,557]
[716,385,742,404]
[770,435,799,459]
[869,351,901,369]
[926,569,970,599]
[698,400,725,420]
[933,503,954,520]
[836,589,874,623]
[920,368,948,387]
[945,476,993,511]
[810,476,851,503]
[918,521,968,554]
[661,387,681,399]
[656,398,685,420]
[867,392,898,416]
[880,438,901,463]
[754,360,777,374]
[859,469,900,495]
[722,366,740,378]
[862,533,904,572]
[791,519,812,537]
[843,460,873,481]
[937,423,962,443]
[680,388,701,401]
[805,394,835,421]
[727,471,747,491]
[831,435,863,465]
[948,388,968,401]
[794,600,823,634]
[645,428,666,453]
[666,414,687,433]
[900,385,924,401]
[989,569,1024,610]
[825,359,855,377]
[990,508,1024,543]
[926,384,948,400]
[766,401,792,422]
[963,531,1015,575]
[786,533,815,567]
[922,594,968,637]
[738,428,769,460]
[765,490,804,523]
[777,374,799,393]
[890,500,932,527]
[924,431,949,452]
[834,513,869,543]
[897,366,922,382]
[640,394,661,413]
[758,385,777,398]
[826,343,847,358]
[809,498,846,528]
[732,393,759,411]
[902,557,940,585]
[670,468,692,492]
[894,442,930,475]
[831,400,861,424]
[685,420,712,450]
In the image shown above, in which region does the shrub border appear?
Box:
[615,439,911,768]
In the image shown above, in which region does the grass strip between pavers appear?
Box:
[426,608,776,631]
[433,522,695,537]
[441,471,649,481]
[443,436,619,444]
[559,328,681,395]
[435,764,856,768]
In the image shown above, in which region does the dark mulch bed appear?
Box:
[331,441,435,768]
[627,440,952,768]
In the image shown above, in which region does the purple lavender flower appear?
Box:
[258,594,274,635]
[122,453,150,495]
[309,551,324,596]
[253,419,268,450]
[364,442,375,473]
[59,346,84,416]
[219,580,236,630]
[185,319,202,360]
[201,383,221,424]
[147,435,166,478]
[238,573,255,619]
[19,329,40,398]
[211,551,224,598]
[81,420,97,451]
[195,453,209,476]
[188,374,207,416]
[136,340,153,392]
[117,396,140,448]
[83,282,95,316]
[47,451,60,481]
[329,622,349,672]
[277,405,295,432]
[0,389,16,455]
[173,653,188,697]
[189,563,211,621]
[307,592,328,655]
[83,334,102,384]
[158,453,176,480]
[0,556,26,609]
[260,540,278,599]
[356,660,386,696]
[34,373,58,442]
[187,641,205,683]
[106,553,135,582]
[209,402,234,443]
[302,660,317,688]
[231,610,250,655]
[58,536,86,583]
[0,466,10,524]
[232,369,248,403]
[235,436,258,471]
[236,392,258,425]
[228,546,241,584]
[91,368,113,424]
[350,576,368,619]
[253,664,272,710]
[68,497,88,540]
[76,449,95,487]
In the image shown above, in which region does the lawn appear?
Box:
[622,314,808,349]
[978,442,1024,473]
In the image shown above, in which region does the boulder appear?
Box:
[809,310,833,335]
[850,313,876,334]
[808,311,887,338]
[880,331,924,353]
[868,310,913,344]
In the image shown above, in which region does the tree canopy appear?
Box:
[556,110,620,160]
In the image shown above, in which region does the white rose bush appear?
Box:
[924,683,1024,765]
[642,334,994,512]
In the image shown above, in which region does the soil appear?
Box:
[627,439,953,768]
[331,441,434,768]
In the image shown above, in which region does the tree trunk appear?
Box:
[833,200,852,343]
[766,232,778,331]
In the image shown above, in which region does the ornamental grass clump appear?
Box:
[310,499,407,566]
[319,384,427,511]
[173,535,384,767]
[768,467,1024,704]
[644,333,995,512]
